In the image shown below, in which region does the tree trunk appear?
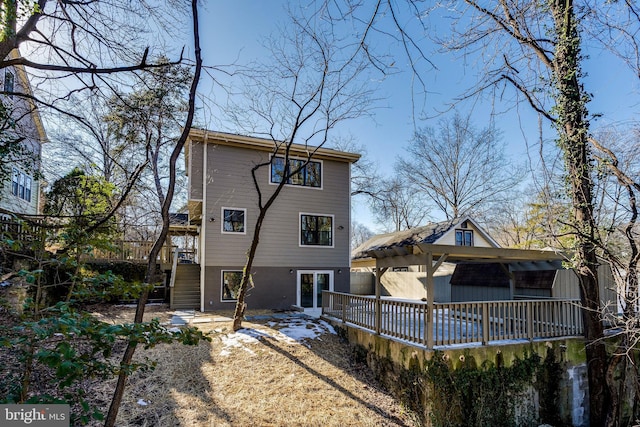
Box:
[232,211,265,331]
[551,1,609,425]
[103,2,201,425]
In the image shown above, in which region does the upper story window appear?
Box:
[270,156,321,188]
[300,213,333,247]
[222,207,246,234]
[4,71,14,97]
[11,167,31,202]
[455,229,473,246]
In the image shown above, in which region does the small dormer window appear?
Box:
[455,229,473,246]
[4,71,14,97]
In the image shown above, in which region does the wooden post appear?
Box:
[482,302,490,345]
[527,301,534,341]
[426,252,434,349]
[375,266,383,335]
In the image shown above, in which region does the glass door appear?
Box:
[297,271,333,309]
[316,273,330,308]
[300,273,314,308]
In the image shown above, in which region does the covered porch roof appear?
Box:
[366,243,566,269]
[366,243,568,348]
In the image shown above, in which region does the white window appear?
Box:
[300,213,333,247]
[455,229,473,246]
[270,156,322,188]
[221,207,246,234]
[4,71,14,97]
[221,270,243,301]
[11,167,31,202]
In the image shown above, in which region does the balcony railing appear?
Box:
[322,291,584,349]
[0,212,44,243]
[87,241,197,265]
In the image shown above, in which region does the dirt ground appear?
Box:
[86,304,420,427]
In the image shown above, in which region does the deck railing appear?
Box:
[323,291,584,349]
[88,241,184,264]
[0,212,44,243]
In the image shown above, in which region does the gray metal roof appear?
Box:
[351,219,459,260]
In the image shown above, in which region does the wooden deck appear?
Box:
[322,291,584,349]
[1,210,197,266]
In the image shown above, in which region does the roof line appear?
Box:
[188,129,361,163]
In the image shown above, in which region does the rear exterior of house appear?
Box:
[0,51,46,216]
[185,130,359,312]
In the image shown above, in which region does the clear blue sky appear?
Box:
[193,2,639,232]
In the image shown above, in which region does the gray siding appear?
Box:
[451,285,511,302]
[202,143,351,268]
[202,265,349,311]
[378,272,451,302]
[188,140,203,201]
[552,264,617,308]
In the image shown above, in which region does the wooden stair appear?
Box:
[170,264,201,310]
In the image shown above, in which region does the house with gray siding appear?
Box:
[180,130,360,313]
[0,50,47,216]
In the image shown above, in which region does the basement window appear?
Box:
[221,270,243,301]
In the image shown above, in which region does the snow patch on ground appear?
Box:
[218,315,336,357]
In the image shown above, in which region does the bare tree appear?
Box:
[590,129,640,425]
[330,135,381,198]
[369,175,429,232]
[397,111,519,221]
[431,3,609,423]
[104,2,202,425]
[0,0,192,205]
[351,221,374,250]
[227,10,376,331]
[320,0,640,424]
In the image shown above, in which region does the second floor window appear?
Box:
[222,208,246,233]
[4,71,14,97]
[300,214,333,246]
[455,229,473,246]
[271,156,321,188]
[11,168,31,202]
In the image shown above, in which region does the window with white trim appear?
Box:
[221,270,243,301]
[11,167,31,202]
[270,156,321,188]
[4,71,14,97]
[222,207,246,233]
[455,229,473,246]
[300,214,333,246]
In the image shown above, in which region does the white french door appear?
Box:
[297,270,334,310]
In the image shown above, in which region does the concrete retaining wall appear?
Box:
[327,318,589,426]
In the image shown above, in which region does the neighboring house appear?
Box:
[351,217,499,300]
[179,129,360,313]
[351,217,616,308]
[0,49,47,216]
[351,217,499,272]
